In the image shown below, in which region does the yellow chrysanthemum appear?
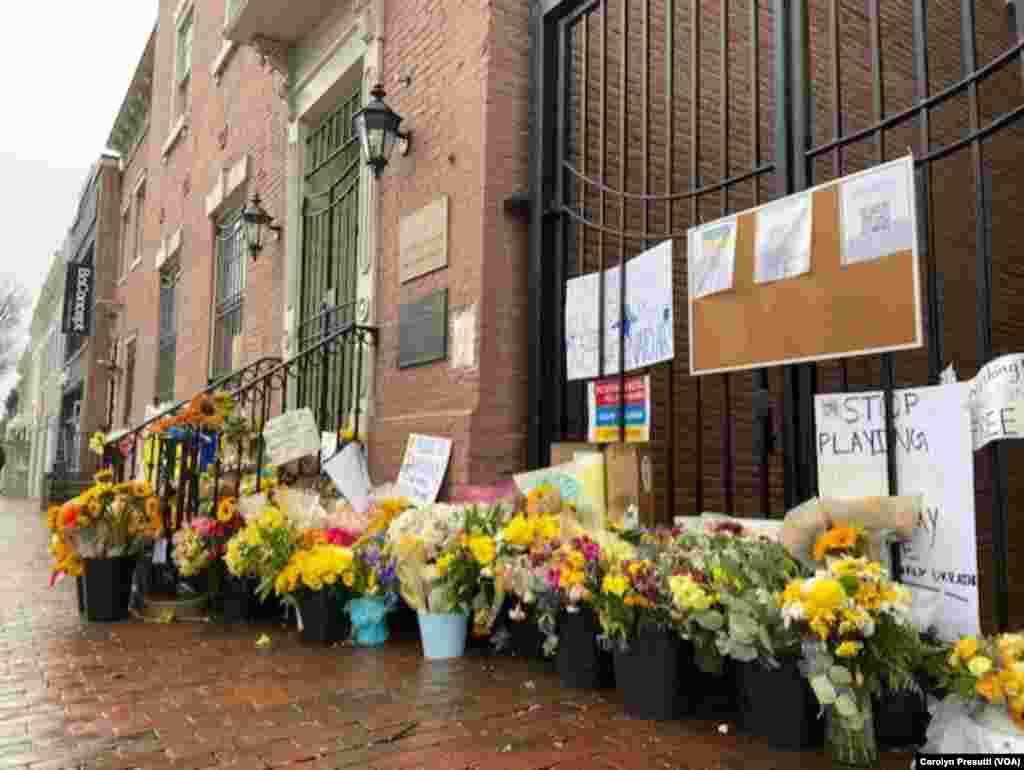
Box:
[836,640,862,658]
[468,535,496,566]
[805,579,847,615]
[813,525,865,562]
[602,573,629,597]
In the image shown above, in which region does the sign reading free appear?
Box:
[588,375,650,443]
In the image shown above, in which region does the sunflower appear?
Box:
[216,497,238,524]
[813,525,866,562]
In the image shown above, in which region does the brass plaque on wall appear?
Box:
[399,195,448,283]
[398,289,448,368]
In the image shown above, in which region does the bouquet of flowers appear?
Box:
[536,535,606,654]
[224,505,302,599]
[172,517,221,577]
[346,533,399,597]
[46,505,82,585]
[778,545,922,764]
[933,632,1024,732]
[387,503,468,613]
[59,471,163,559]
[595,557,677,651]
[273,542,355,601]
[493,505,562,630]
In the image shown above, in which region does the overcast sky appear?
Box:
[0,3,158,404]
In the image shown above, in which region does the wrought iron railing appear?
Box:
[103,323,375,534]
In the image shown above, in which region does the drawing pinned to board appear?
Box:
[688,219,737,300]
[754,192,812,284]
[840,159,915,267]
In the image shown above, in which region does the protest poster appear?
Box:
[587,375,650,443]
[815,384,979,639]
[395,434,452,505]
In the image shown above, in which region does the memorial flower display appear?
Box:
[59,472,163,558]
[778,548,922,765]
[172,517,220,577]
[224,505,302,599]
[933,632,1024,731]
[595,557,676,650]
[46,505,82,584]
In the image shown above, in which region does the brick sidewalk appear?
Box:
[0,497,914,770]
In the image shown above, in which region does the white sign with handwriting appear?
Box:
[396,434,452,505]
[815,384,979,639]
[324,443,371,515]
[262,408,321,467]
[967,353,1024,450]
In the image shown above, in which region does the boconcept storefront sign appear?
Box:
[61,263,94,335]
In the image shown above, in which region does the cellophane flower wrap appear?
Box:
[387,503,468,613]
[58,471,163,561]
[492,494,563,638]
[777,548,923,735]
[346,533,399,598]
[173,517,218,577]
[438,505,507,634]
[273,541,355,602]
[930,631,1024,732]
[224,504,302,599]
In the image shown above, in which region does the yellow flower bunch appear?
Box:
[668,574,715,613]
[274,544,354,596]
[365,498,412,536]
[467,534,496,566]
[813,525,868,562]
[602,571,629,598]
[500,512,560,551]
[216,497,239,524]
[944,632,1024,730]
[48,533,82,578]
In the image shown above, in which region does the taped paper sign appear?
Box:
[840,157,916,267]
[967,353,1024,450]
[396,434,452,505]
[754,192,812,284]
[324,443,371,514]
[814,384,980,639]
[514,453,606,532]
[262,408,321,467]
[688,219,737,300]
[564,240,675,380]
[587,375,650,443]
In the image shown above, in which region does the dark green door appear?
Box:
[298,85,363,432]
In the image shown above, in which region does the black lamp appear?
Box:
[352,84,411,177]
[241,193,281,258]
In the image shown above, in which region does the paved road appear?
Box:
[0,497,914,769]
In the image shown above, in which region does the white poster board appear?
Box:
[395,434,452,505]
[324,443,371,514]
[262,408,321,467]
[967,353,1024,450]
[564,240,675,380]
[814,384,980,639]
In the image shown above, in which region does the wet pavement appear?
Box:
[0,497,915,769]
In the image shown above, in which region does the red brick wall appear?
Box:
[131,0,288,406]
[366,0,533,493]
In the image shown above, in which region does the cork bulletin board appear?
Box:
[688,156,923,376]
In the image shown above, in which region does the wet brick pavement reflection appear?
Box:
[0,498,914,769]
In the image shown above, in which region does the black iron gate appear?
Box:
[529,0,1024,630]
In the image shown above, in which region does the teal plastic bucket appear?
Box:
[417,611,470,660]
[347,596,394,647]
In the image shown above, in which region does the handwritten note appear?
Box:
[815,384,979,639]
[396,434,453,505]
[262,408,321,467]
[967,353,1024,450]
[324,443,371,514]
[754,192,812,284]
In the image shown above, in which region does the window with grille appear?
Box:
[174,7,194,121]
[156,264,179,404]
[121,208,132,277]
[122,339,137,426]
[133,183,146,265]
[212,212,246,380]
